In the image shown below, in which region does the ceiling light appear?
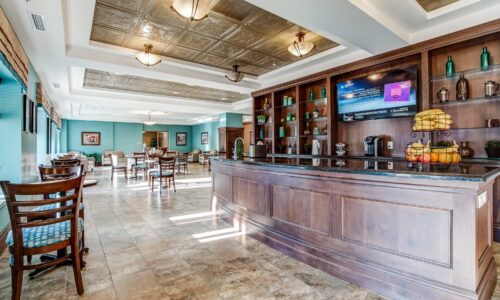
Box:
[171,0,210,21]
[225,65,244,83]
[143,114,157,125]
[288,31,316,58]
[135,44,161,67]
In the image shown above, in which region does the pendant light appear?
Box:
[143,114,157,126]
[225,65,244,83]
[171,0,211,21]
[135,44,161,67]
[288,31,316,58]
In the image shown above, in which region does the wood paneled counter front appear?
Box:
[211,157,500,300]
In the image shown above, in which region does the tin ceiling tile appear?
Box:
[93,3,138,31]
[90,0,339,76]
[176,31,217,51]
[191,12,238,39]
[90,25,128,46]
[96,0,144,12]
[226,27,263,48]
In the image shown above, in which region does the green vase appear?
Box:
[309,89,314,102]
[446,56,454,78]
[481,47,490,71]
[279,127,285,138]
[259,127,264,139]
[321,86,326,98]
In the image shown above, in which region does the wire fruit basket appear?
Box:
[405,141,461,164]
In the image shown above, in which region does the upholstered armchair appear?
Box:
[102,150,114,166]
[188,149,201,163]
[111,151,128,180]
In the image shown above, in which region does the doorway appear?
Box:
[143,131,168,152]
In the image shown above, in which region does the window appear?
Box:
[46,117,51,154]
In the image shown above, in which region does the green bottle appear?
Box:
[445,56,454,78]
[321,86,327,98]
[480,47,490,71]
[309,88,314,102]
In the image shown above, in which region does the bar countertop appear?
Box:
[212,156,500,182]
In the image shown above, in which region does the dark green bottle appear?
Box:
[259,127,264,139]
[321,85,327,98]
[480,47,490,71]
[445,56,454,78]
[309,88,314,102]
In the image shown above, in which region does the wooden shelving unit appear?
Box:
[251,24,500,158]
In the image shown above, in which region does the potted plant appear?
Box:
[84,152,103,166]
[485,140,500,158]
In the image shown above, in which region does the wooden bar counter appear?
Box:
[211,157,500,300]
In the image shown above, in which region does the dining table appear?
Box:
[126,155,146,180]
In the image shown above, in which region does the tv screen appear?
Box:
[337,65,418,122]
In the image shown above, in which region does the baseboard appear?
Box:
[0,224,10,255]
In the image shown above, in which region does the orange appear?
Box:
[430,153,439,163]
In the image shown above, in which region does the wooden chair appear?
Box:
[111,153,128,180]
[131,152,147,180]
[150,156,176,194]
[1,176,86,300]
[201,154,211,172]
[36,165,88,256]
[51,159,80,167]
[178,153,188,174]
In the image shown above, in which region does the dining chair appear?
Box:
[150,156,176,194]
[35,165,88,257]
[1,176,86,300]
[52,159,81,167]
[111,152,128,180]
[131,152,147,180]
[201,154,211,172]
[178,153,188,174]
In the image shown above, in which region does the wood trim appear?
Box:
[0,7,29,85]
[0,223,11,256]
[252,19,500,97]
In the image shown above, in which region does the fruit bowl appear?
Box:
[412,109,452,132]
[405,141,461,164]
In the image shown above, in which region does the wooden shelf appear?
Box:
[300,97,328,104]
[275,104,297,109]
[256,108,272,113]
[431,95,500,108]
[304,116,328,122]
[431,64,500,82]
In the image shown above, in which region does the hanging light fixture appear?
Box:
[143,114,157,126]
[288,31,316,58]
[170,0,211,21]
[225,65,244,83]
[135,44,161,67]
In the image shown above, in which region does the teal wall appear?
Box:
[219,113,243,128]
[63,120,194,154]
[114,122,143,153]
[192,121,219,151]
[22,63,40,182]
[65,120,114,154]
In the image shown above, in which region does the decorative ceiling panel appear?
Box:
[416,0,459,12]
[91,0,339,76]
[84,69,249,103]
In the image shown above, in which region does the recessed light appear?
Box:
[221,97,227,100]
[173,91,179,94]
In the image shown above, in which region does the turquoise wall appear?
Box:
[21,63,40,182]
[192,121,219,151]
[219,113,243,128]
[63,120,194,154]
[65,120,114,153]
[114,122,143,153]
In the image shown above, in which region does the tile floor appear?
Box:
[0,164,499,300]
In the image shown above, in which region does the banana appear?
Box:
[415,109,444,117]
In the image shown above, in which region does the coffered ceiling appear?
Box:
[416,0,459,12]
[90,0,339,76]
[84,69,249,103]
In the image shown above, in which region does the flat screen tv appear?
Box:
[337,65,418,122]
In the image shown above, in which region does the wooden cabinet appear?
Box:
[218,127,243,154]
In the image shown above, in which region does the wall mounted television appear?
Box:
[337,65,418,122]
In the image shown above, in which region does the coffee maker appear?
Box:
[364,136,384,157]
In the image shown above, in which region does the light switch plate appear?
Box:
[387,141,393,150]
[477,191,487,208]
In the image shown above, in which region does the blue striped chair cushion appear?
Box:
[6,218,84,249]
[150,170,173,177]
[132,163,146,168]
[31,202,85,212]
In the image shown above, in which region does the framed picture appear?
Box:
[176,132,187,146]
[32,101,37,134]
[28,100,34,133]
[82,132,101,145]
[22,95,29,132]
[201,132,208,144]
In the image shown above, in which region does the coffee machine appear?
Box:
[364,136,384,157]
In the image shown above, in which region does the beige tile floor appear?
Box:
[0,164,499,300]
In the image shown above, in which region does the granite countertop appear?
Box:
[213,156,500,182]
